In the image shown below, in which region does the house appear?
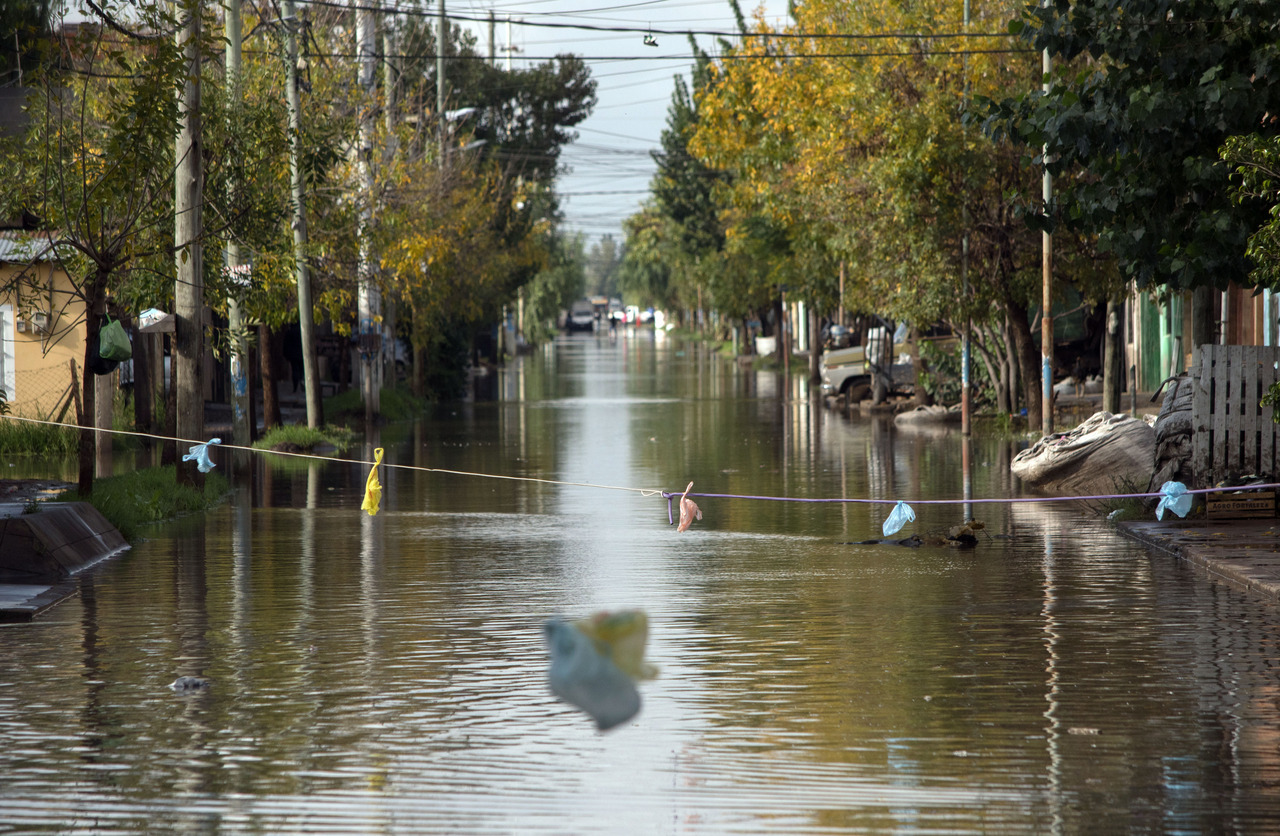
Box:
[1127,282,1280,392]
[0,229,87,420]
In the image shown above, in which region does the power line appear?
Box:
[292,0,1013,41]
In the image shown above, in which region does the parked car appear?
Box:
[566,301,595,332]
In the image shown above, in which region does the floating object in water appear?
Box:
[182,438,221,473]
[677,481,702,532]
[545,619,640,731]
[361,447,385,516]
[169,676,211,692]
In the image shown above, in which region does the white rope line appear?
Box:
[0,414,667,498]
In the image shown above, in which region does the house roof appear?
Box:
[0,230,60,264]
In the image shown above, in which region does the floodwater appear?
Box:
[3,331,1280,834]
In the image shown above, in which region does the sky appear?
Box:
[453,0,791,247]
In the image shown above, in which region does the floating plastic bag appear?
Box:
[1155,481,1192,520]
[361,447,384,516]
[882,500,916,537]
[182,438,221,473]
[544,619,641,731]
[99,316,132,362]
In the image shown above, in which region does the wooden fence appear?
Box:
[1192,344,1280,485]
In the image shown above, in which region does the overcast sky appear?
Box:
[454,0,790,247]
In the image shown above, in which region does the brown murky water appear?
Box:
[3,331,1280,833]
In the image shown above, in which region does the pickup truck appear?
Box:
[820,343,914,400]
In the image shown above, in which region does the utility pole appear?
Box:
[960,0,971,437]
[283,0,321,427]
[357,0,381,426]
[175,0,205,484]
[382,15,399,390]
[436,0,445,167]
[224,0,251,448]
[1040,39,1054,437]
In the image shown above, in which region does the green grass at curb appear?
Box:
[324,384,428,423]
[56,465,229,541]
[252,424,356,453]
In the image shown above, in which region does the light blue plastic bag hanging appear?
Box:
[1155,481,1192,520]
[182,438,222,473]
[882,500,916,537]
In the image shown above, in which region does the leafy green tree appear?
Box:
[978,0,1280,292]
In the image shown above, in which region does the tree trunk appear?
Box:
[174,0,205,486]
[259,323,282,429]
[77,272,106,496]
[132,319,153,467]
[1006,296,1041,429]
[808,304,820,384]
[1103,295,1124,413]
[1191,285,1215,353]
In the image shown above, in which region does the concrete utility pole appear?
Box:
[224,0,251,448]
[382,16,399,390]
[1040,38,1054,437]
[961,0,971,437]
[356,0,382,426]
[283,0,322,427]
[175,0,205,483]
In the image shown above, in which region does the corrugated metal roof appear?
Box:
[0,230,59,264]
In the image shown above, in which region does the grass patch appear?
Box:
[56,465,229,541]
[253,423,356,453]
[324,384,429,423]
[0,416,79,456]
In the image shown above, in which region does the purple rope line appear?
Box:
[661,482,1280,513]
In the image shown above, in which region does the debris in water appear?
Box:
[169,676,212,692]
[677,482,702,532]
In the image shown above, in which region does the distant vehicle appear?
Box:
[820,326,913,400]
[567,300,596,332]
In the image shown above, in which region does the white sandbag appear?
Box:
[1011,411,1155,496]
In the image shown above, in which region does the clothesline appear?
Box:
[3,414,1275,534]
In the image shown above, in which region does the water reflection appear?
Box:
[2,332,1280,832]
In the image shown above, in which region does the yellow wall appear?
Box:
[0,261,88,419]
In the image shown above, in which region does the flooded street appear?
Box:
[3,331,1280,833]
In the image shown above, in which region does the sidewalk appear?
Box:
[1118,519,1280,598]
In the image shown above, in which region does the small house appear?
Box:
[0,229,87,419]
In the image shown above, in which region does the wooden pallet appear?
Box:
[1192,345,1280,487]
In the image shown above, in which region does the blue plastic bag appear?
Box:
[1155,481,1192,520]
[182,438,222,473]
[544,619,641,732]
[882,500,916,537]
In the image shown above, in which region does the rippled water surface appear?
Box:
[4,332,1280,833]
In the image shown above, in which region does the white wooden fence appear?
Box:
[1192,344,1280,485]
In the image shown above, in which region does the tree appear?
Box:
[978,0,1280,293]
[0,6,197,493]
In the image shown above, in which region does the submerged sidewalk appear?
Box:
[1118,519,1280,598]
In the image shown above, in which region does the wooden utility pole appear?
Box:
[283,0,321,427]
[175,0,205,484]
